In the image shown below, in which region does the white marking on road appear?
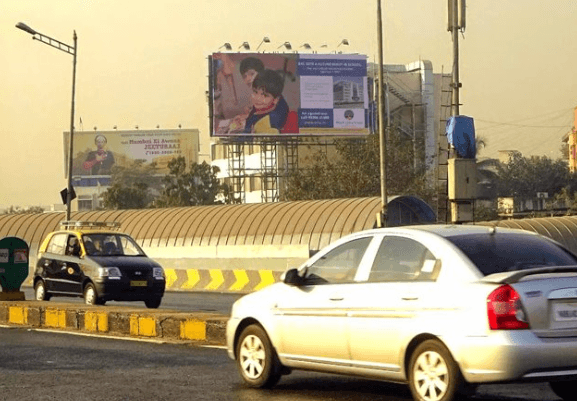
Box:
[0,324,227,349]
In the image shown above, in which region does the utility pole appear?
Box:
[377,0,388,227]
[449,0,462,116]
[447,0,476,225]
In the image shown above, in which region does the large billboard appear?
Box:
[210,52,369,137]
[63,129,199,187]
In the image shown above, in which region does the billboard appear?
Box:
[210,52,369,137]
[63,129,199,186]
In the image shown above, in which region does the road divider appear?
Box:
[0,301,228,345]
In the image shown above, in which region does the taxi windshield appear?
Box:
[81,233,145,257]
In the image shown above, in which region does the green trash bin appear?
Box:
[0,237,29,301]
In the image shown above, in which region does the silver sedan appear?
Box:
[227,225,577,401]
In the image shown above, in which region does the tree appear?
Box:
[2,206,44,215]
[283,130,434,203]
[495,153,570,198]
[155,157,232,207]
[101,160,161,209]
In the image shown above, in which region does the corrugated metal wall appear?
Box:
[475,216,577,255]
[0,196,435,257]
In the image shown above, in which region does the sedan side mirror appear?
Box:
[283,268,303,286]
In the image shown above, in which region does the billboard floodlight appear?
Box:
[219,43,232,51]
[277,41,292,50]
[256,36,270,51]
[239,41,250,50]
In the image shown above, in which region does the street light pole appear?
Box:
[16,22,77,221]
[377,0,388,227]
[67,32,78,222]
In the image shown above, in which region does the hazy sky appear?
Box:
[2,0,576,209]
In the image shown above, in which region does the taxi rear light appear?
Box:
[487,284,529,330]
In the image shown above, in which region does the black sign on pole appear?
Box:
[60,186,77,204]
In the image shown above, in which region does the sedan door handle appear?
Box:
[402,296,418,301]
[330,296,344,301]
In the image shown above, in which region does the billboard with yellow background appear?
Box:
[63,129,199,184]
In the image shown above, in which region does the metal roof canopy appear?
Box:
[0,196,436,254]
[475,216,577,256]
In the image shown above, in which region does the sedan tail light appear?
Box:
[487,285,529,330]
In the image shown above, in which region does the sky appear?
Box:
[1,0,577,209]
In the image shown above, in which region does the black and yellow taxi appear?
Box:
[33,221,165,308]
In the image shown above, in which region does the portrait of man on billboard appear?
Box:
[83,134,115,175]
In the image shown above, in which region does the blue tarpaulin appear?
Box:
[446,116,476,159]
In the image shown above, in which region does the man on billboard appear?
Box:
[83,134,115,175]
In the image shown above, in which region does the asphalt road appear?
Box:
[0,327,563,401]
[21,286,241,314]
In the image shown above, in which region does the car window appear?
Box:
[446,233,577,276]
[65,235,81,257]
[46,234,68,255]
[82,234,145,257]
[119,236,143,256]
[369,236,437,282]
[306,237,372,285]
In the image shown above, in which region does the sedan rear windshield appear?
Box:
[446,233,577,276]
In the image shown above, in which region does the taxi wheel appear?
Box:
[144,297,162,309]
[34,280,51,301]
[83,283,102,305]
[409,340,462,401]
[236,324,282,388]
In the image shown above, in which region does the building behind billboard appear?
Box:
[63,129,199,210]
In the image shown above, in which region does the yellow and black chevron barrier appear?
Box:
[164,269,283,293]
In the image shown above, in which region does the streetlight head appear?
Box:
[16,22,37,35]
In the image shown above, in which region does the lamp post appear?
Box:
[16,22,77,221]
[376,1,388,226]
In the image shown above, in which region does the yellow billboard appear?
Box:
[63,129,199,183]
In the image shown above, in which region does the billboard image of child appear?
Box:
[229,69,289,134]
[212,53,299,136]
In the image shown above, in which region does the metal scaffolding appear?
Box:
[226,141,246,203]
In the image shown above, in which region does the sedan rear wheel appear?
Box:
[236,325,282,388]
[409,340,462,401]
[34,280,51,301]
[549,380,577,400]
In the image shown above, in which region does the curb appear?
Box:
[0,301,228,345]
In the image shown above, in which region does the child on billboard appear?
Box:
[230,69,289,134]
